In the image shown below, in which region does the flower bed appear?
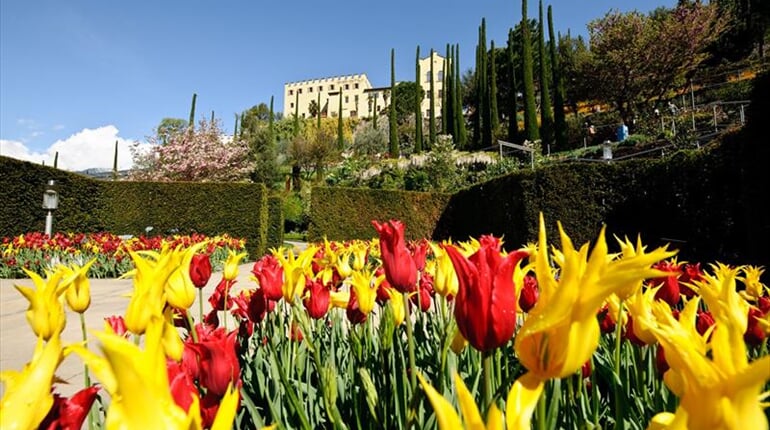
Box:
[1,215,769,429]
[0,232,247,279]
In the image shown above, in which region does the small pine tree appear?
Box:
[538,0,554,148]
[317,92,322,130]
[548,5,567,147]
[521,0,540,141]
[507,29,521,143]
[389,48,399,157]
[189,93,197,131]
[112,141,118,180]
[414,45,423,153]
[294,92,300,137]
[489,40,500,142]
[338,88,344,150]
[429,49,437,146]
[454,44,468,148]
[53,151,58,169]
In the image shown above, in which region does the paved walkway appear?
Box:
[0,241,309,399]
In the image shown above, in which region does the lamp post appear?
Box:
[42,180,59,236]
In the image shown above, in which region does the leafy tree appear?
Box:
[521,0,540,142]
[557,30,591,116]
[130,117,252,182]
[155,118,187,145]
[584,3,726,123]
[391,81,425,124]
[709,0,770,62]
[241,100,280,188]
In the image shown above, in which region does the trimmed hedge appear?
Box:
[307,187,452,242]
[0,156,269,258]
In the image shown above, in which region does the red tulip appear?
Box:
[251,254,284,301]
[650,261,681,306]
[518,274,539,312]
[744,306,768,346]
[190,253,213,289]
[655,343,669,376]
[678,262,703,297]
[39,386,100,430]
[696,310,715,339]
[304,278,331,319]
[443,235,529,352]
[208,278,235,311]
[104,315,128,337]
[597,305,616,334]
[167,359,198,413]
[188,327,241,396]
[346,289,369,325]
[372,220,418,293]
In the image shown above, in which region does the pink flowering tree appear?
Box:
[130,118,253,182]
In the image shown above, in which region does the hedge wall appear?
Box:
[307,187,453,242]
[0,156,270,258]
[266,195,284,251]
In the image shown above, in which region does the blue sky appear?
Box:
[0,0,674,170]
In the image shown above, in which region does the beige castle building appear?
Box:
[283,52,447,120]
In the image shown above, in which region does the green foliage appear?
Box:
[266,195,284,250]
[538,0,554,147]
[389,48,399,157]
[155,118,188,145]
[521,0,540,141]
[351,121,388,157]
[414,46,423,153]
[549,5,568,148]
[282,191,308,234]
[0,156,271,258]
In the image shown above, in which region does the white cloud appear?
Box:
[0,125,151,172]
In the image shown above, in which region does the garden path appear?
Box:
[0,242,309,400]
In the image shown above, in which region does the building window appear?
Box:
[344,84,349,90]
[426,90,431,100]
[438,89,443,98]
[319,85,323,91]
[330,84,335,90]
[298,88,302,94]
[425,72,431,82]
[289,89,294,95]
[309,87,313,93]
[345,96,349,103]
[290,102,294,108]
[438,71,444,81]
[354,83,359,89]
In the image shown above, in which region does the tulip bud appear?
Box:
[190,253,212,289]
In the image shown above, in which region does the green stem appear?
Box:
[536,384,547,430]
[482,350,493,415]
[186,311,198,343]
[223,280,230,332]
[613,300,625,430]
[80,313,95,430]
[198,288,204,324]
[404,292,417,429]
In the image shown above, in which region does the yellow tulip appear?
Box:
[418,372,536,430]
[275,245,318,303]
[428,242,459,298]
[336,248,354,279]
[0,334,63,430]
[513,213,674,415]
[625,285,662,345]
[349,268,383,315]
[14,268,69,340]
[350,241,369,271]
[647,294,770,430]
[450,327,468,354]
[223,249,247,281]
[329,290,351,309]
[123,247,174,335]
[68,317,238,430]
[165,242,208,310]
[385,287,405,325]
[62,257,97,313]
[738,265,767,303]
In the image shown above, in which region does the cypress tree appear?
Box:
[189,93,197,131]
[521,0,540,141]
[317,92,322,129]
[233,114,239,138]
[294,92,300,137]
[480,20,493,149]
[414,46,423,153]
[548,5,567,147]
[112,141,118,180]
[442,44,450,134]
[338,88,344,150]
[507,29,521,143]
[538,0,554,148]
[489,40,500,141]
[373,96,378,130]
[269,96,275,146]
[389,48,398,157]
[454,44,468,148]
[429,49,437,146]
[444,45,455,140]
[471,29,482,148]
[53,151,58,169]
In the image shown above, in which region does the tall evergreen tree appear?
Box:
[429,49,437,146]
[481,20,494,149]
[489,40,500,146]
[442,44,450,134]
[373,96,378,130]
[112,141,118,180]
[293,92,300,137]
[414,46,423,153]
[189,93,197,131]
[338,88,344,150]
[454,44,468,148]
[507,30,521,143]
[445,45,456,140]
[53,151,58,169]
[521,0,540,141]
[548,5,567,147]
[389,48,399,157]
[317,92,322,129]
[269,96,275,146]
[233,114,239,138]
[538,0,554,147]
[471,23,483,148]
